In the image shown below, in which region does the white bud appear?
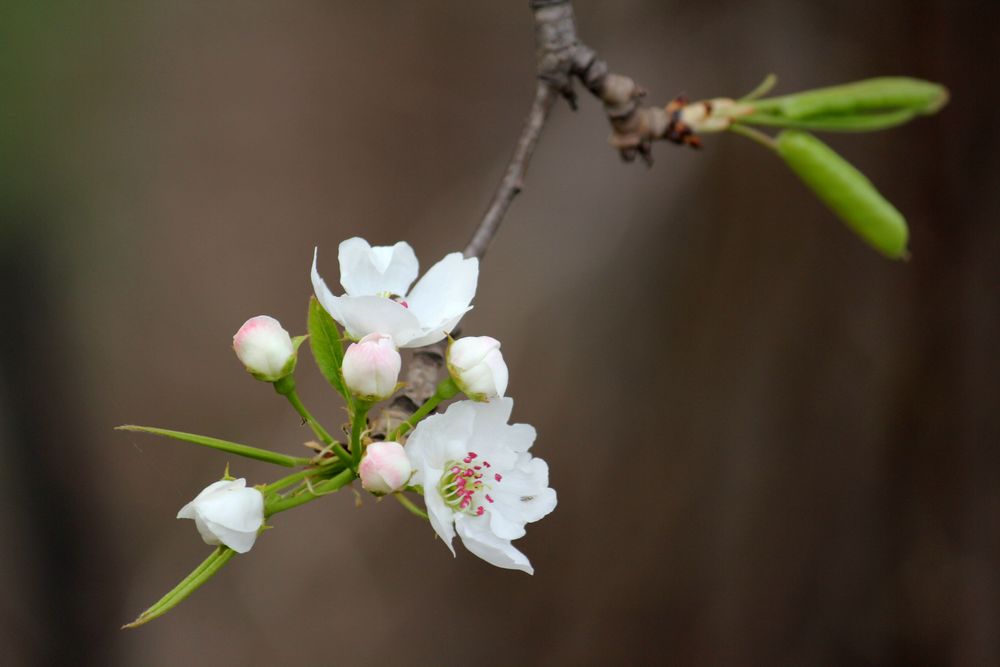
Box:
[447,336,508,401]
[359,441,412,495]
[176,478,264,554]
[342,332,401,400]
[233,315,296,381]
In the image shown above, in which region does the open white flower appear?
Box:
[311,237,478,348]
[406,398,556,574]
[177,478,264,554]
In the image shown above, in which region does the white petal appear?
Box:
[192,515,223,546]
[405,253,478,336]
[197,488,264,532]
[325,295,424,345]
[403,310,471,348]
[519,487,558,524]
[338,237,419,297]
[202,519,258,554]
[177,479,243,519]
[485,503,527,540]
[406,402,477,468]
[483,350,509,398]
[312,248,343,315]
[422,477,458,556]
[455,515,533,574]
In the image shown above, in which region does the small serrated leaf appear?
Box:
[307,296,350,403]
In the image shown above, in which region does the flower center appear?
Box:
[377,291,409,308]
[437,451,500,516]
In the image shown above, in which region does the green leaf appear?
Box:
[753,77,948,119]
[123,546,236,628]
[307,296,350,402]
[776,130,909,259]
[738,107,917,132]
[116,425,311,467]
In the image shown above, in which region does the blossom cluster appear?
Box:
[181,237,557,574]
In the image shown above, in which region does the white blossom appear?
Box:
[311,237,478,348]
[359,441,412,494]
[447,336,508,400]
[177,478,264,554]
[342,332,401,400]
[406,398,556,574]
[233,315,295,381]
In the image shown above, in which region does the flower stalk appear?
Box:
[391,378,459,441]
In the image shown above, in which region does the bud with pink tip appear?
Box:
[342,332,401,401]
[233,315,298,382]
[447,336,508,401]
[359,441,412,494]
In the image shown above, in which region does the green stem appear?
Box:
[390,378,458,441]
[275,378,353,466]
[265,468,355,515]
[728,123,778,151]
[260,465,341,495]
[123,546,236,628]
[351,402,371,468]
[393,493,429,520]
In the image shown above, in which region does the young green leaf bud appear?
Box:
[777,130,908,259]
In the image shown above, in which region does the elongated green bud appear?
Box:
[757,77,948,119]
[776,130,909,259]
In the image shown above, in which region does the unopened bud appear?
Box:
[359,441,411,494]
[342,333,401,401]
[233,316,297,382]
[447,336,508,401]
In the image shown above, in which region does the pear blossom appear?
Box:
[177,478,265,554]
[233,315,296,381]
[359,441,412,494]
[311,237,478,348]
[405,398,556,574]
[342,332,402,400]
[447,336,508,400]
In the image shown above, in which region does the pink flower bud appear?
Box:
[447,336,508,401]
[233,316,296,381]
[359,441,412,494]
[342,332,401,400]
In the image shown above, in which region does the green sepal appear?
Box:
[307,296,350,403]
[116,425,312,467]
[122,546,236,628]
[776,130,909,259]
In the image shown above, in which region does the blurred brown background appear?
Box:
[1,1,997,665]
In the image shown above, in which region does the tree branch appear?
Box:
[463,82,557,261]
[532,0,702,165]
[380,0,694,435]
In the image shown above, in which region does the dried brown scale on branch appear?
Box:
[531,0,703,163]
